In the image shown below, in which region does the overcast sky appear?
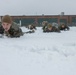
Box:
[0,0,76,16]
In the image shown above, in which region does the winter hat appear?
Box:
[2,15,12,24]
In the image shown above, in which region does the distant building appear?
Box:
[1,15,76,26]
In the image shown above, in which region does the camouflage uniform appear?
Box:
[0,22,4,34]
[58,23,70,31]
[43,23,60,33]
[28,24,36,30]
[26,24,36,34]
[42,21,48,31]
[0,22,23,38]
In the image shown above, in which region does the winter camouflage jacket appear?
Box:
[43,23,60,33]
[0,22,23,38]
[43,26,60,33]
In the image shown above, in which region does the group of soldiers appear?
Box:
[26,21,70,34]
[0,15,70,38]
[0,15,37,38]
[42,21,70,33]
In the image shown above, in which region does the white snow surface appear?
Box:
[0,27,76,75]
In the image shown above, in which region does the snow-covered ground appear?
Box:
[0,27,76,75]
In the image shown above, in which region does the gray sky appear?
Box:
[0,0,76,16]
